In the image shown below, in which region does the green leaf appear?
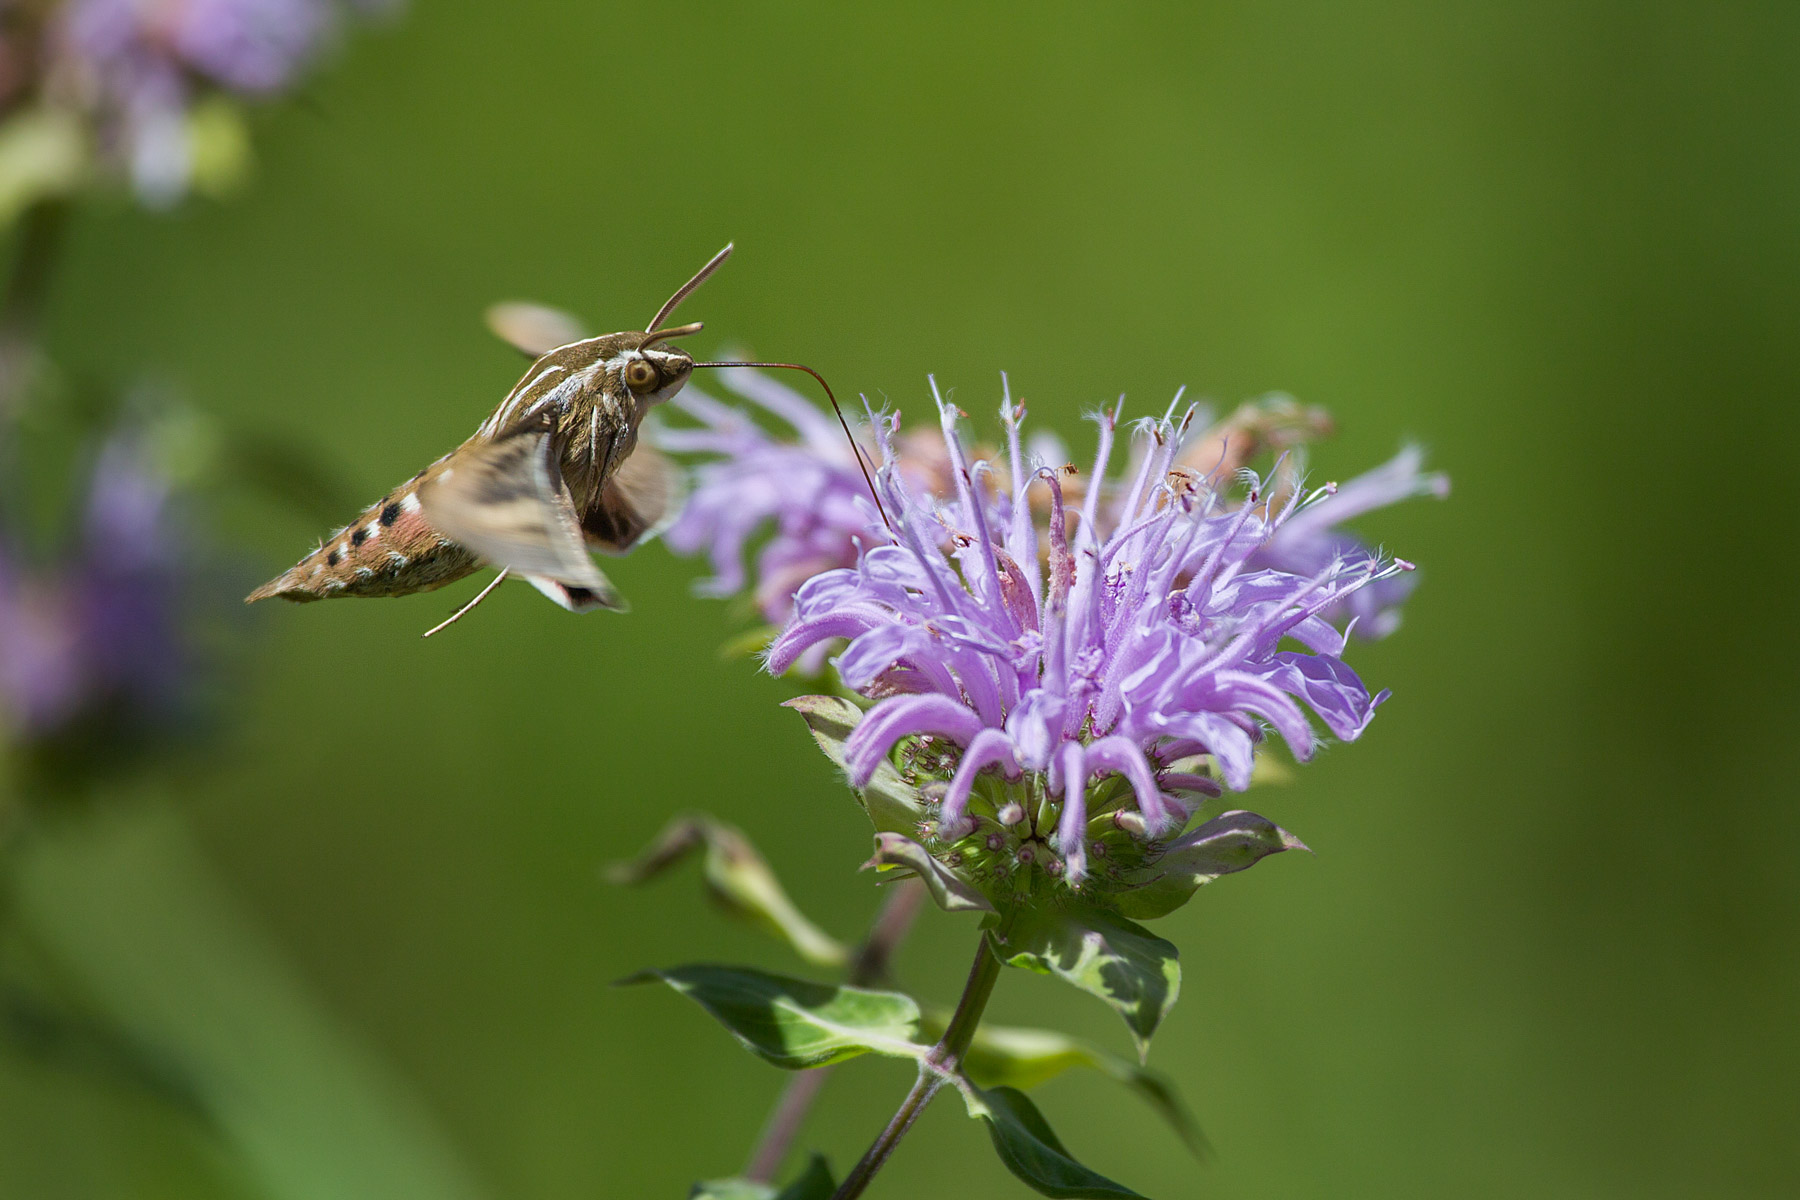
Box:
[784,695,925,834]
[621,965,926,1069]
[608,815,848,967]
[686,1157,833,1200]
[966,1086,1146,1198]
[951,1022,1204,1158]
[1115,810,1308,921]
[773,1154,836,1200]
[863,832,994,913]
[688,1180,773,1200]
[993,905,1181,1061]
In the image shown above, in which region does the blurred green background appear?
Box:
[5,1,1798,1196]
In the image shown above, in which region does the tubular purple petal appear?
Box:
[1055,740,1091,881]
[1083,736,1176,833]
[844,695,988,786]
[940,728,1024,834]
[765,609,877,675]
[1075,402,1120,550]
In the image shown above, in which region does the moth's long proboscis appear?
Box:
[691,360,894,533]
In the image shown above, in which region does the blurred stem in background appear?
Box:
[0,198,66,418]
[2,799,489,1200]
[744,877,925,1184]
[0,8,497,1196]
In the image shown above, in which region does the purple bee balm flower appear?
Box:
[661,374,1442,652]
[768,390,1414,891]
[1252,445,1449,639]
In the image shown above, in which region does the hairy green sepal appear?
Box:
[784,695,924,835]
[864,832,994,913]
[1114,809,1307,921]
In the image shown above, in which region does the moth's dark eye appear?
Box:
[624,358,658,391]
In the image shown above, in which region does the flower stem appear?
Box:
[743,878,926,1184]
[829,928,1005,1200]
[0,198,68,421]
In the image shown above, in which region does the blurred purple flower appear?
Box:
[0,425,187,747]
[766,392,1412,885]
[660,368,888,625]
[46,0,389,204]
[60,0,333,95]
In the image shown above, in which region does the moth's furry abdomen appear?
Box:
[246,478,478,603]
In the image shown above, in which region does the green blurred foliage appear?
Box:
[5,1,1797,1196]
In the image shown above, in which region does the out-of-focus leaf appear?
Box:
[963,1085,1146,1198]
[940,1019,1204,1158]
[0,108,87,227]
[993,905,1181,1061]
[863,832,993,913]
[687,1153,835,1200]
[1250,753,1294,785]
[620,965,925,1069]
[784,695,924,834]
[12,803,490,1200]
[185,98,251,199]
[688,1179,772,1200]
[1115,810,1308,921]
[608,815,847,967]
[0,980,210,1121]
[773,1153,836,1200]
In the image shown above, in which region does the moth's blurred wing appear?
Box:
[418,427,622,608]
[484,302,590,358]
[583,443,685,554]
[521,572,626,614]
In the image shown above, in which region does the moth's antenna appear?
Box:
[692,360,893,532]
[648,244,733,332]
[422,568,510,637]
[642,321,705,347]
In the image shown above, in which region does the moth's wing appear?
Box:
[484,302,590,358]
[583,443,686,555]
[521,573,627,614]
[418,426,623,609]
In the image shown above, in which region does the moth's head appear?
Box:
[612,325,699,408]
